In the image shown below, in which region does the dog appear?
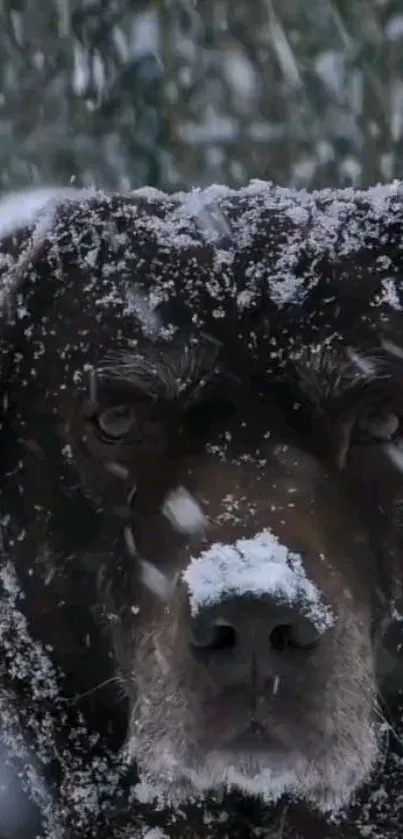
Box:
[1,182,403,838]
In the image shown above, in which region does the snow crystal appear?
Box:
[178,187,233,245]
[72,42,90,96]
[383,441,403,474]
[179,107,237,144]
[386,15,403,41]
[128,178,403,309]
[381,338,403,360]
[140,559,172,600]
[131,186,167,202]
[162,486,207,535]
[223,49,257,100]
[129,9,160,60]
[124,288,163,338]
[315,51,344,95]
[141,829,169,839]
[268,10,301,90]
[390,80,403,142]
[0,186,80,238]
[182,529,335,633]
[0,741,46,835]
[0,561,59,700]
[379,277,402,310]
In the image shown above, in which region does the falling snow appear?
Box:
[0,2,403,837]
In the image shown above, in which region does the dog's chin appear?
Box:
[126,731,380,815]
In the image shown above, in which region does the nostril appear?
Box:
[270,621,319,652]
[190,620,237,653]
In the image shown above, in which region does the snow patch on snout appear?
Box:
[182,529,335,633]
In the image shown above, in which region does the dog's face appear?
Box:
[2,189,403,829]
[54,338,403,816]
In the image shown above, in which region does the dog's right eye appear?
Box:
[95,405,136,441]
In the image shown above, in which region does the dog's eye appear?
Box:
[96,405,136,440]
[355,410,399,443]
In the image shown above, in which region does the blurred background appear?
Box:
[0,0,402,194]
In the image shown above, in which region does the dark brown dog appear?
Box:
[1,183,403,839]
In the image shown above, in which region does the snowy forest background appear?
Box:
[1,0,403,195]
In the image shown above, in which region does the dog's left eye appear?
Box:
[355,410,400,443]
[96,405,136,440]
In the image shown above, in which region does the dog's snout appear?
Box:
[188,594,321,686]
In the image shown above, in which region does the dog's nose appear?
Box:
[188,595,322,686]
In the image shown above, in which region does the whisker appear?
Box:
[71,675,120,701]
[275,804,289,838]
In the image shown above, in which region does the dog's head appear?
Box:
[71,340,403,816]
[1,189,403,823]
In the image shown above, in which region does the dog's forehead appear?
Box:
[3,179,403,398]
[2,201,230,398]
